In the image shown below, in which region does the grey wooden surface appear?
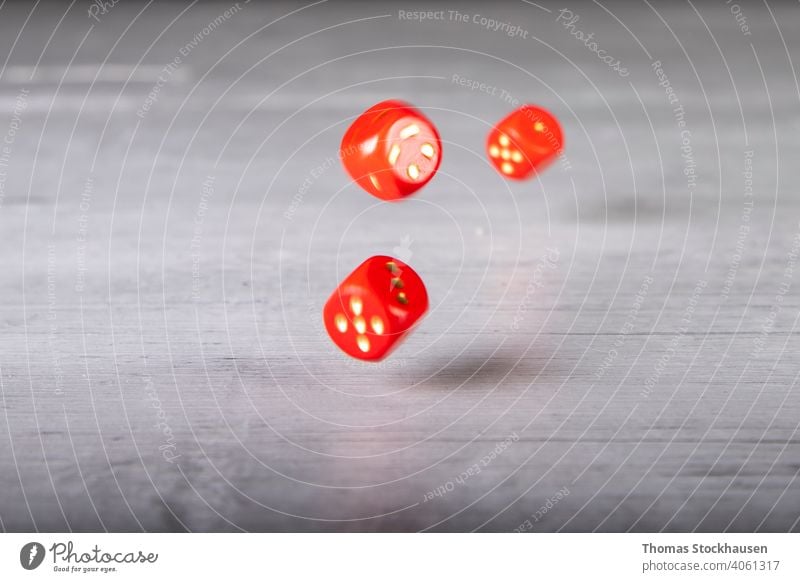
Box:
[1,0,799,532]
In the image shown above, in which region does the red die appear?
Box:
[487,105,564,180]
[323,255,428,361]
[340,100,442,201]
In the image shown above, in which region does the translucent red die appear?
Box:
[340,100,442,200]
[487,105,564,180]
[323,255,428,361]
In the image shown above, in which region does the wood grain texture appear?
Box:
[1,0,799,532]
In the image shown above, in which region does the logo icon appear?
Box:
[392,234,414,263]
[20,542,45,570]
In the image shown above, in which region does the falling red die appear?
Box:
[487,105,564,180]
[340,100,442,200]
[323,255,429,361]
